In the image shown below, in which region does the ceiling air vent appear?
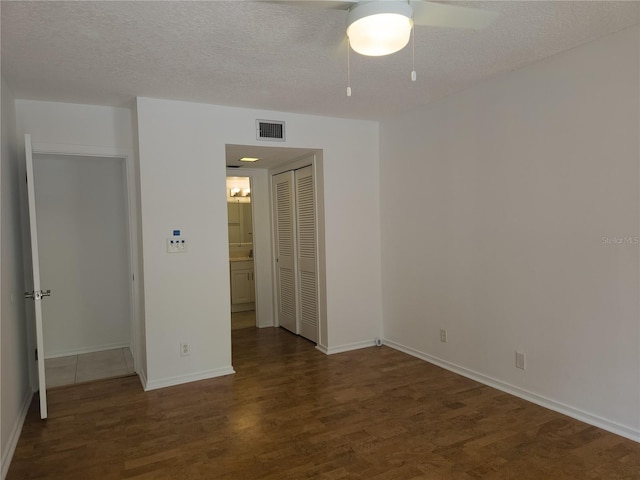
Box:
[257,120,285,142]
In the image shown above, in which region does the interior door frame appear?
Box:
[26,141,140,386]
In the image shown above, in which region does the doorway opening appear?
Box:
[226,176,257,331]
[31,152,137,389]
[225,144,328,359]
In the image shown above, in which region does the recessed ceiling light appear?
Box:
[239,157,260,163]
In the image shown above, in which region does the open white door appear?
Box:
[24,134,50,419]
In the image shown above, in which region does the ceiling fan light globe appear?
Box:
[347,13,413,56]
[346,1,414,56]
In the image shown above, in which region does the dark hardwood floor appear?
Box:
[8,327,640,479]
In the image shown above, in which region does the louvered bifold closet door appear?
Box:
[272,171,297,334]
[295,166,318,343]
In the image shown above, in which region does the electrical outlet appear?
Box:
[439,328,448,343]
[180,342,190,356]
[516,350,526,370]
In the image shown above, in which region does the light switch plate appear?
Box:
[167,237,188,253]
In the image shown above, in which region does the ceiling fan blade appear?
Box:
[410,1,498,29]
[261,0,356,9]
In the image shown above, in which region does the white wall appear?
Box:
[379,26,640,440]
[1,77,32,479]
[136,98,381,388]
[33,154,131,357]
[16,100,135,150]
[15,100,145,380]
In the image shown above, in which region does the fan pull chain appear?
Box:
[347,39,352,97]
[411,26,417,82]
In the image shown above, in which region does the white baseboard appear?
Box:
[318,339,376,355]
[144,366,235,391]
[1,388,34,480]
[137,368,148,391]
[383,339,640,443]
[45,342,131,359]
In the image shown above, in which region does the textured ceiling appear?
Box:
[1,1,638,121]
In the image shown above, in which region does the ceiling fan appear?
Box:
[266,1,499,56]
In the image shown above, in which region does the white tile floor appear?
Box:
[44,347,135,388]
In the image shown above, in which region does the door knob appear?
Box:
[24,289,51,300]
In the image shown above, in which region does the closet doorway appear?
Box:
[272,165,318,343]
[31,152,136,390]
